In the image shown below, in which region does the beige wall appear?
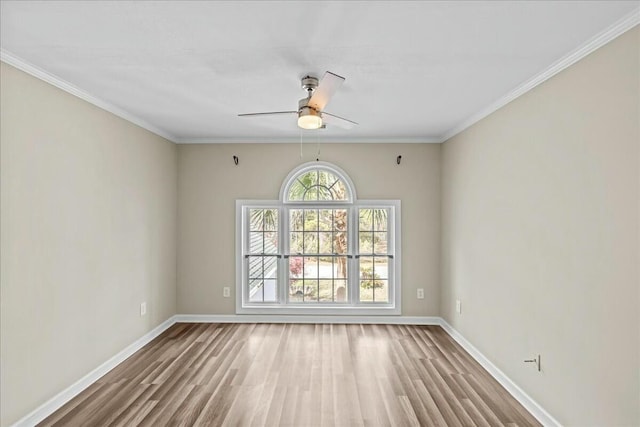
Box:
[441,27,639,426]
[177,143,441,316]
[0,63,178,426]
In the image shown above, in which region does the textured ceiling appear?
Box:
[1,1,638,143]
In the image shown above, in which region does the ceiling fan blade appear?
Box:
[322,112,358,130]
[308,71,345,111]
[238,111,297,117]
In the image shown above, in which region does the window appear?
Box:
[237,162,401,315]
[247,208,278,302]
[288,208,349,303]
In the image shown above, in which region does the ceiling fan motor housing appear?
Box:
[301,76,319,94]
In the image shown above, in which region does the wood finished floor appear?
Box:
[39,323,541,426]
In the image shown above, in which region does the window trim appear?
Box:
[236,162,401,316]
[236,199,401,315]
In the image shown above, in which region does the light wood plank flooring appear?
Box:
[39,323,541,426]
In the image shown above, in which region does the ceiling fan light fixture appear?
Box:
[297,106,323,130]
[240,72,356,130]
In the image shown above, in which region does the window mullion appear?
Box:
[245,207,251,306]
[280,206,287,304]
[349,205,357,305]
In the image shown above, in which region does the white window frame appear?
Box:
[236,162,401,315]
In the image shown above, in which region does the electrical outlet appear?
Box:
[140,302,147,316]
[456,299,462,314]
[417,288,424,299]
[223,287,231,298]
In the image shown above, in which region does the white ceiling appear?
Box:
[1,1,638,143]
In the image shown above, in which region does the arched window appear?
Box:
[280,162,355,203]
[236,161,401,315]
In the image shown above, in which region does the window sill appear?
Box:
[236,305,401,316]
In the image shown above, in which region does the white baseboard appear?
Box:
[10,316,178,427]
[175,314,441,325]
[438,319,561,427]
[11,314,559,427]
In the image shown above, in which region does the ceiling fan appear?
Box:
[238,71,358,130]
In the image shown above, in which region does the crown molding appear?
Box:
[174,136,441,144]
[3,6,637,147]
[0,50,438,145]
[440,7,640,143]
[0,49,178,143]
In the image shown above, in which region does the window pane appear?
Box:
[264,231,278,254]
[334,231,347,254]
[298,170,317,187]
[359,209,373,231]
[249,232,264,253]
[289,232,303,254]
[319,232,333,254]
[248,256,264,279]
[330,179,347,201]
[373,209,388,231]
[250,209,264,231]
[318,257,333,278]
[263,256,278,278]
[288,180,306,201]
[334,279,347,302]
[304,280,319,301]
[317,186,332,201]
[263,279,277,302]
[334,209,348,231]
[290,209,304,231]
[360,281,373,302]
[359,254,389,304]
[319,280,333,302]
[289,257,303,278]
[303,187,317,200]
[248,255,278,302]
[374,256,388,279]
[374,280,389,302]
[303,210,318,231]
[360,255,387,302]
[359,257,374,279]
[303,233,318,254]
[263,209,278,231]
[374,232,388,254]
[289,279,303,302]
[318,170,334,186]
[359,232,373,254]
[249,279,264,302]
[318,209,333,231]
[304,256,318,278]
[335,256,348,279]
